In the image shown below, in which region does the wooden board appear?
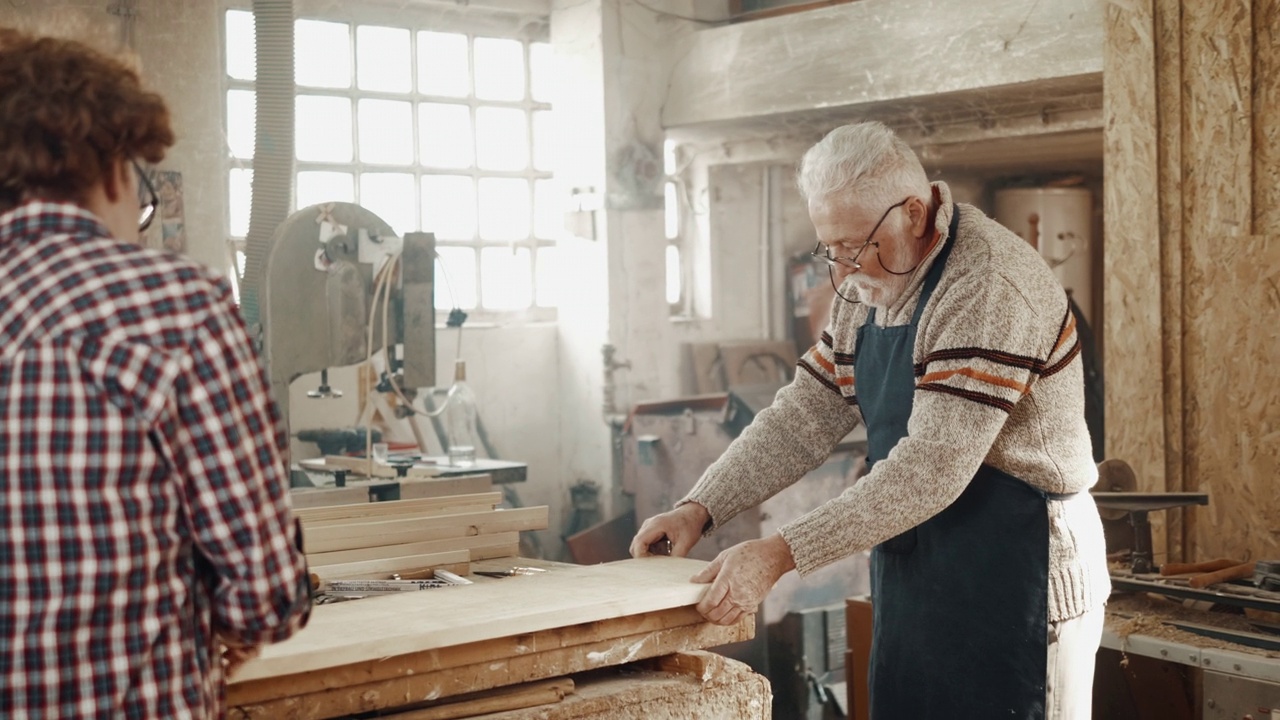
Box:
[232,556,712,683]
[290,486,370,509]
[398,474,493,499]
[381,679,575,720]
[305,507,549,554]
[306,531,519,566]
[311,550,471,582]
[295,492,502,525]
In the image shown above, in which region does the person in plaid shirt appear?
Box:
[0,30,311,717]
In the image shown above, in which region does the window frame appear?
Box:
[220,2,556,323]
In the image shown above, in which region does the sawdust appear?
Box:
[1107,593,1280,659]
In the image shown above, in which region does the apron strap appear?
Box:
[909,203,960,326]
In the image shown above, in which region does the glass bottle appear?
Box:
[444,359,478,467]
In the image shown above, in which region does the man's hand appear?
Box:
[692,534,796,626]
[630,502,710,558]
[218,638,261,679]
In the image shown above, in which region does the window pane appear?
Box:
[477,178,530,241]
[422,175,476,239]
[296,171,354,209]
[418,103,473,169]
[230,168,253,237]
[226,10,256,81]
[227,90,256,160]
[666,244,682,305]
[435,246,477,309]
[532,110,554,172]
[529,42,553,103]
[295,19,351,88]
[664,181,679,239]
[481,246,532,310]
[535,246,559,307]
[359,173,417,235]
[418,31,469,97]
[473,37,524,101]
[296,95,353,162]
[357,25,411,93]
[475,107,528,171]
[534,179,559,239]
[357,99,413,165]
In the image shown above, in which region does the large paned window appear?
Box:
[224,10,558,316]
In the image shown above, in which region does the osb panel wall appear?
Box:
[1106,0,1280,562]
[1102,0,1170,557]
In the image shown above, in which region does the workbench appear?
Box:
[1097,595,1280,719]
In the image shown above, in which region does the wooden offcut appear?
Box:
[306,531,519,566]
[295,492,502,525]
[304,506,549,554]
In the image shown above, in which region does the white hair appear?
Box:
[797,122,931,209]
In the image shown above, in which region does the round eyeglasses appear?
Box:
[133,159,158,232]
[809,197,925,303]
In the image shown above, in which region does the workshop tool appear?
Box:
[1256,559,1280,591]
[296,427,381,457]
[1091,490,1209,573]
[258,203,436,487]
[1161,557,1239,576]
[474,566,547,579]
[1189,561,1256,589]
[323,569,471,597]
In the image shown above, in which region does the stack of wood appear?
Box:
[226,557,763,720]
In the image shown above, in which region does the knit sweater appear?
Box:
[683,182,1110,622]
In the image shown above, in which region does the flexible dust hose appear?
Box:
[241,0,294,328]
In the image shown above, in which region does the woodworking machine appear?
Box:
[257,202,435,482]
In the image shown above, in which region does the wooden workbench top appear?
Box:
[233,556,711,684]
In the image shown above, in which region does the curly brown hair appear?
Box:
[0,28,175,214]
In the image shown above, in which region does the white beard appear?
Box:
[848,272,911,310]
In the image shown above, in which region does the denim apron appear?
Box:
[855,206,1055,718]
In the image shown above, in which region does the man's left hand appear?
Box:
[692,534,796,626]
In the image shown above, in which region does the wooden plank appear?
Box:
[228,615,753,719]
[232,557,712,683]
[663,0,1102,130]
[311,550,471,582]
[382,679,575,720]
[306,531,519,566]
[397,474,493,499]
[305,507,547,553]
[1103,0,1170,559]
[229,605,713,705]
[290,486,370,509]
[295,492,501,524]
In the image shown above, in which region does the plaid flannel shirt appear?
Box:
[0,202,311,718]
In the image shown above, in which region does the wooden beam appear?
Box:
[296,493,502,525]
[663,0,1103,130]
[397,475,493,498]
[228,616,753,718]
[290,486,370,509]
[306,531,519,566]
[304,507,548,554]
[231,557,713,684]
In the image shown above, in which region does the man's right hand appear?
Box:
[629,502,711,558]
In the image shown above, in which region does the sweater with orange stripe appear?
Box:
[682,182,1110,622]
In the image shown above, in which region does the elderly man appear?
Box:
[0,30,310,718]
[632,122,1109,718]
